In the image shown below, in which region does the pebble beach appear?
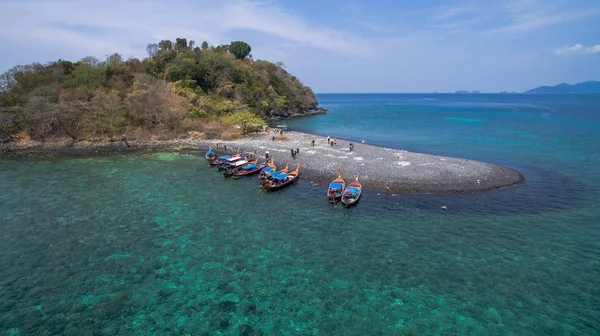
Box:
[206,130,524,194]
[0,130,524,194]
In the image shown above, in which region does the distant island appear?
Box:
[525,81,600,93]
[455,90,481,94]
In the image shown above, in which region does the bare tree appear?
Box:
[146,43,159,58]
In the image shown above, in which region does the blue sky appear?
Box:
[0,0,599,92]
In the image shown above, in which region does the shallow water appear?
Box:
[1,94,600,335]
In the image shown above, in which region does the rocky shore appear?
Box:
[1,130,524,194]
[267,107,327,121]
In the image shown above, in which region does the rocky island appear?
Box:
[0,37,524,194]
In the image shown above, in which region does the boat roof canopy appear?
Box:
[329,182,343,189]
[243,164,257,170]
[227,156,242,162]
[218,155,231,159]
[273,172,289,180]
[231,160,248,167]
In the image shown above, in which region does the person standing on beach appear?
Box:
[272,135,275,141]
[312,139,315,146]
[327,136,330,144]
[349,142,353,151]
[333,139,337,147]
[330,141,334,148]
[265,151,270,160]
[296,147,300,155]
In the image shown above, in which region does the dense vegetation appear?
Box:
[0,38,318,143]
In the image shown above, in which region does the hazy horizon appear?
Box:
[1,0,599,93]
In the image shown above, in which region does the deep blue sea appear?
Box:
[1,93,599,335]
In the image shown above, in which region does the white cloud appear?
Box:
[482,0,600,37]
[0,0,367,66]
[555,44,600,55]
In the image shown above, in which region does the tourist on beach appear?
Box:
[334,139,337,147]
[312,139,315,146]
[327,136,330,144]
[349,142,353,151]
[291,148,295,158]
[386,186,390,196]
[330,141,334,148]
[265,151,270,160]
[296,147,299,154]
[272,135,275,141]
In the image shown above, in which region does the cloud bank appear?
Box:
[555,44,600,55]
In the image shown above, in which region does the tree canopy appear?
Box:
[0,38,317,143]
[229,41,252,60]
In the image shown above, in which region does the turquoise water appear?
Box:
[1,94,600,335]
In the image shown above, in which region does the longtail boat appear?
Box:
[217,155,245,171]
[210,153,240,166]
[205,147,216,160]
[341,174,362,207]
[259,161,288,184]
[222,159,250,177]
[222,155,259,175]
[261,164,300,191]
[231,161,269,178]
[327,169,345,203]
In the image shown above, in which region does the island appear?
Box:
[454,90,481,94]
[0,37,524,194]
[525,81,600,93]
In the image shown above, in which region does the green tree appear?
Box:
[175,38,188,52]
[158,40,173,51]
[223,110,265,135]
[229,41,251,60]
[201,41,209,50]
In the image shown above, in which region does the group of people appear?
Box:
[327,136,337,147]
[291,147,300,159]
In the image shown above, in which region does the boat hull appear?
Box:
[233,164,268,178]
[262,177,298,191]
[328,193,343,203]
[341,178,362,207]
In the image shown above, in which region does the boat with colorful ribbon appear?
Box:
[232,157,272,178]
[261,164,300,191]
[209,153,240,166]
[259,161,287,184]
[327,169,345,203]
[205,147,216,160]
[341,174,362,207]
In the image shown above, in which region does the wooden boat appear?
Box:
[261,164,300,191]
[210,153,240,166]
[259,161,287,184]
[341,174,362,207]
[231,161,269,178]
[217,155,245,171]
[222,159,250,177]
[327,169,345,203]
[233,156,272,178]
[205,147,216,160]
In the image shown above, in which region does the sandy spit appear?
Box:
[0,131,524,194]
